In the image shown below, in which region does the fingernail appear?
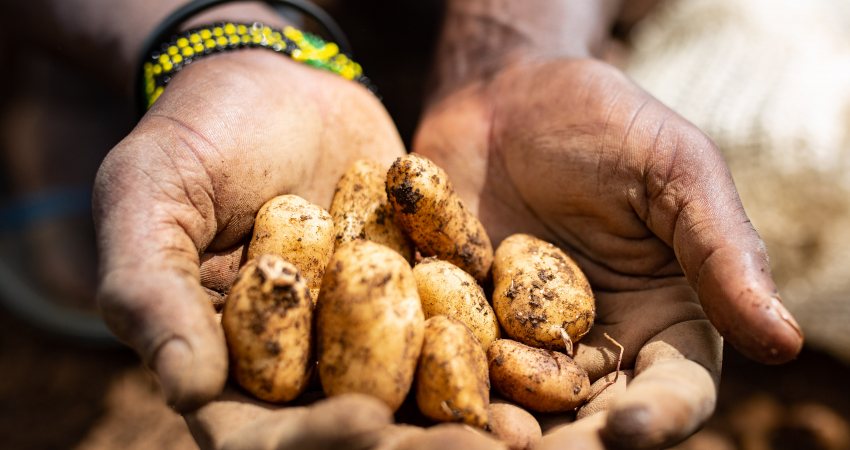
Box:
[153,338,193,409]
[770,295,803,339]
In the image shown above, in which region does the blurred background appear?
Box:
[1,0,849,449]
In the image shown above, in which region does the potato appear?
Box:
[488,400,542,450]
[416,316,490,428]
[492,233,595,351]
[488,339,590,413]
[317,240,424,411]
[386,154,493,281]
[329,159,414,262]
[413,258,500,350]
[221,255,312,402]
[247,194,334,300]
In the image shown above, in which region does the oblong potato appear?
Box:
[222,254,312,402]
[416,316,490,428]
[247,194,334,300]
[488,339,590,413]
[492,233,595,351]
[317,240,424,411]
[329,159,414,262]
[413,258,500,350]
[386,154,493,281]
[488,400,542,450]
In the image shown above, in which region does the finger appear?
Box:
[219,394,392,450]
[185,388,299,449]
[537,413,607,450]
[640,119,803,363]
[373,425,427,450]
[94,136,226,412]
[387,424,507,450]
[600,319,722,449]
[576,370,632,420]
[573,285,705,381]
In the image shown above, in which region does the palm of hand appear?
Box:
[415,59,800,448]
[95,50,407,448]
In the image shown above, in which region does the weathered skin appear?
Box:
[386,154,493,282]
[413,258,500,350]
[222,255,312,403]
[487,339,590,413]
[492,233,595,351]
[247,194,335,301]
[316,240,424,411]
[416,316,490,428]
[329,159,414,262]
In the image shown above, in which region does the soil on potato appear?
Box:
[2,297,849,450]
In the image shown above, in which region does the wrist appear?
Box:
[429,0,621,101]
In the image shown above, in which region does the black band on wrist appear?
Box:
[135,0,356,117]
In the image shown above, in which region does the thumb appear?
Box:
[93,136,227,411]
[642,120,803,364]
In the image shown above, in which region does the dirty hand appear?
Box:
[413,58,804,448]
[93,49,405,448]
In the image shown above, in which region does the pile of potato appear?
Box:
[220,155,600,449]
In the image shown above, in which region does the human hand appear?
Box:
[93,49,406,447]
[413,58,804,448]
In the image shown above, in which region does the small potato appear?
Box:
[247,194,335,300]
[413,258,500,350]
[416,316,490,428]
[329,159,414,262]
[317,240,424,411]
[222,255,312,402]
[386,154,493,281]
[488,401,542,450]
[488,339,590,413]
[492,233,595,351]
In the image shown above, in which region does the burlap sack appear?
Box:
[625,0,850,362]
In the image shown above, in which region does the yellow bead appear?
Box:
[241,35,252,44]
[322,42,339,58]
[228,35,239,45]
[252,34,262,44]
[172,54,183,64]
[205,39,216,49]
[176,37,189,48]
[224,23,236,34]
[291,48,305,61]
[283,26,303,41]
[216,36,228,46]
[262,26,272,36]
[193,43,204,52]
[213,27,223,37]
[189,34,201,44]
[153,64,162,75]
[158,54,170,64]
[162,61,173,71]
[167,46,178,55]
[237,24,247,34]
[200,29,212,39]
[181,47,194,57]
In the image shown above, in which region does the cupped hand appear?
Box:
[93,49,405,447]
[414,58,804,448]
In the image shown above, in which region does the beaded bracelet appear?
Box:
[136,0,369,116]
[141,22,370,109]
